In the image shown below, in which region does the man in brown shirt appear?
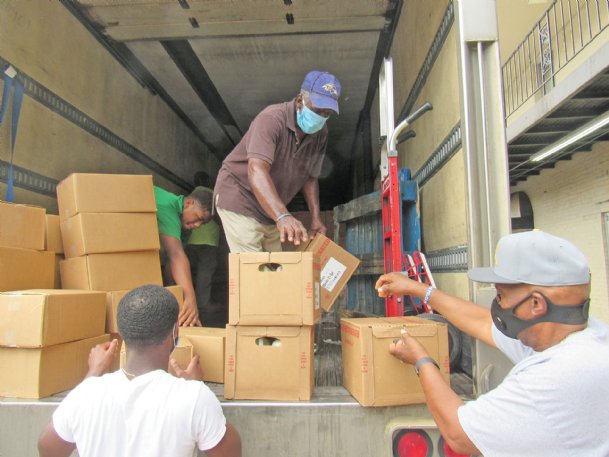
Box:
[214,71,341,252]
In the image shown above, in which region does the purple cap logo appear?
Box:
[302,71,341,114]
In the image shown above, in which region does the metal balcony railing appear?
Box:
[502,0,609,117]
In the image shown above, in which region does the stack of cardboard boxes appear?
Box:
[0,200,110,398]
[57,173,163,293]
[224,234,360,401]
[0,290,108,398]
[55,173,186,372]
[0,201,55,291]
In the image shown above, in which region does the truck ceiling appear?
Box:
[62,0,402,209]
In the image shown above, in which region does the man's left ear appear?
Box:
[530,292,548,316]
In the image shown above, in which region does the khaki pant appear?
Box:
[216,205,281,253]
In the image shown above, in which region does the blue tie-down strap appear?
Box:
[0,66,25,202]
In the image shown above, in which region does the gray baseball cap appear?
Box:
[467,230,590,286]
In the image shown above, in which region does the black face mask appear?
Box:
[491,291,589,340]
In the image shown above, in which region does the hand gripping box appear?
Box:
[179,327,226,383]
[228,252,320,326]
[56,173,156,222]
[341,316,449,407]
[0,290,106,347]
[0,334,110,399]
[224,325,314,401]
[298,233,360,312]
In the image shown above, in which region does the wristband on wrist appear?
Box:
[275,212,291,223]
[423,285,434,306]
[414,356,440,376]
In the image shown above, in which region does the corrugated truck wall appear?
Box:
[0,1,220,212]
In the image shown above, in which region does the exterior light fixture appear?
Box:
[531,108,609,162]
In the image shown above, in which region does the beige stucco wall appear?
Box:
[0,0,219,212]
[511,143,609,323]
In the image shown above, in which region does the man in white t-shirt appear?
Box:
[38,285,241,457]
[376,230,609,457]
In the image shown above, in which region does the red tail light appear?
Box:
[438,436,471,457]
[392,429,432,457]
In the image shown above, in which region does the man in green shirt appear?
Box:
[154,185,213,326]
[186,210,221,317]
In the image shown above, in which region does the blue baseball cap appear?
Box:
[301,71,341,114]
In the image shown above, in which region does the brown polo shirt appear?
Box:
[214,99,327,224]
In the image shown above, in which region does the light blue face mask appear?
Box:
[297,103,328,134]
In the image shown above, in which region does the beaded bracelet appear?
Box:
[423,285,434,306]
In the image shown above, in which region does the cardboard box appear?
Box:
[61,212,160,258]
[45,214,64,254]
[228,252,321,326]
[0,201,45,250]
[56,173,156,221]
[179,327,225,383]
[299,233,360,312]
[0,334,110,399]
[106,285,183,333]
[53,255,64,289]
[0,247,55,292]
[224,325,314,401]
[120,337,193,377]
[0,289,106,347]
[60,250,162,291]
[341,316,449,407]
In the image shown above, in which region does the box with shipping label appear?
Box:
[45,214,64,254]
[0,247,55,292]
[228,252,320,326]
[341,316,449,407]
[120,337,193,377]
[56,173,156,221]
[224,325,314,401]
[179,327,225,383]
[0,334,110,399]
[60,250,162,291]
[0,201,46,251]
[106,285,183,333]
[61,212,160,258]
[299,233,360,312]
[0,289,106,347]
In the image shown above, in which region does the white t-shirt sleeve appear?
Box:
[194,384,227,451]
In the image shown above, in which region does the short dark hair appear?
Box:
[117,285,178,347]
[187,186,213,210]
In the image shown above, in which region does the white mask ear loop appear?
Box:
[172,324,179,351]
